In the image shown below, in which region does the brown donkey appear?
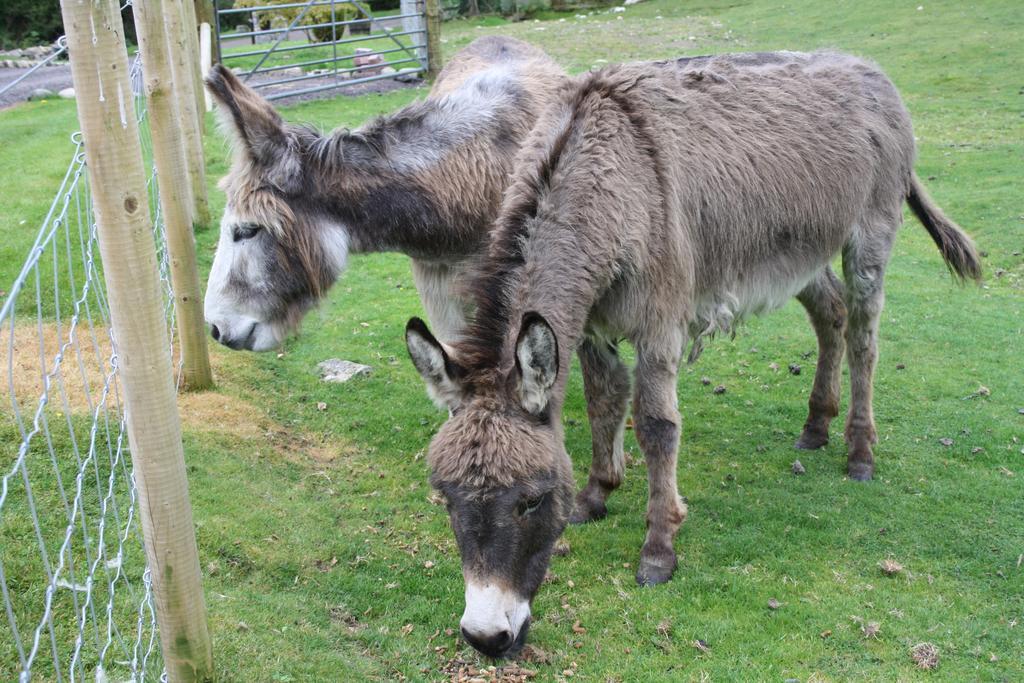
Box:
[202,36,564,351]
[406,51,980,657]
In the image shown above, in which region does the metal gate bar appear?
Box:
[216,0,359,14]
[252,55,420,89]
[264,68,413,100]
[224,29,421,60]
[228,12,421,40]
[241,44,424,76]
[215,0,428,100]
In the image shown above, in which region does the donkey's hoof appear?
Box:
[795,429,829,450]
[636,550,677,586]
[847,461,874,481]
[569,497,607,525]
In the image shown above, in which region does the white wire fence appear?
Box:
[1,53,177,682]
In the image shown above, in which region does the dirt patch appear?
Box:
[441,658,537,683]
[175,384,355,466]
[3,320,117,415]
[4,321,353,465]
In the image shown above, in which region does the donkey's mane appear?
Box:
[454,67,668,381]
[299,68,522,175]
[298,100,435,171]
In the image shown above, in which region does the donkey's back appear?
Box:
[634,52,919,304]
[430,35,564,100]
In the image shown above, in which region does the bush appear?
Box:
[0,2,63,50]
[232,0,368,42]
[305,4,367,43]
[500,0,551,14]
[0,2,140,51]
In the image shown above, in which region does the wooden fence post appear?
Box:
[182,0,207,134]
[200,22,213,112]
[424,0,442,80]
[133,0,215,392]
[57,0,213,680]
[165,0,212,228]
[194,0,221,64]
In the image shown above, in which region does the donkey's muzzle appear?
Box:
[211,322,257,351]
[461,618,529,659]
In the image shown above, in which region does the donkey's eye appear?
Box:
[518,494,546,516]
[233,223,262,242]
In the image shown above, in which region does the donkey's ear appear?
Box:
[205,64,287,165]
[406,318,465,411]
[514,312,558,415]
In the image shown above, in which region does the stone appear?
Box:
[317,359,371,383]
[353,51,384,76]
[381,66,396,75]
[27,88,55,101]
[395,67,422,83]
[58,87,75,99]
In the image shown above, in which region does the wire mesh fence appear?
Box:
[1,52,175,683]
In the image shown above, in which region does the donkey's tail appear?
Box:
[906,173,982,283]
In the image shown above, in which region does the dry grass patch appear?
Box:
[178,387,355,466]
[911,642,940,670]
[3,321,352,466]
[3,320,117,414]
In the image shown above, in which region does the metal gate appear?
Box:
[214,0,430,100]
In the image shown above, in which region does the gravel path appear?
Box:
[0,65,73,109]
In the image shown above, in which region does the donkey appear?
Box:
[202,36,565,351]
[406,51,981,657]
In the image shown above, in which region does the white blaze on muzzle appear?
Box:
[460,579,531,641]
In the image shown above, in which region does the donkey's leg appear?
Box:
[410,259,467,343]
[633,331,688,586]
[570,339,631,524]
[842,223,896,481]
[795,266,848,450]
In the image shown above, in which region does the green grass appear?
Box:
[3,0,1023,680]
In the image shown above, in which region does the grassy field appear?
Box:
[2,0,1023,680]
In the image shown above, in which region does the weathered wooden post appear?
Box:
[57,0,213,680]
[424,0,442,80]
[182,0,207,133]
[200,21,213,112]
[195,0,221,63]
[133,0,214,392]
[165,0,212,227]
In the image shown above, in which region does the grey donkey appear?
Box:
[202,36,565,351]
[406,51,981,658]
